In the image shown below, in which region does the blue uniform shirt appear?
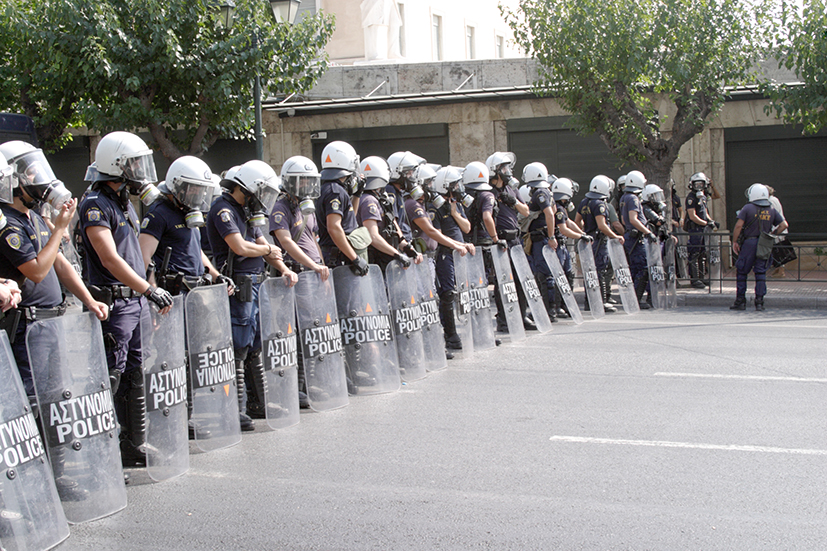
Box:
[552,201,570,239]
[269,196,321,264]
[141,199,204,277]
[738,203,784,238]
[207,193,264,275]
[0,205,62,307]
[685,191,709,230]
[385,184,411,242]
[428,201,466,243]
[620,192,642,230]
[578,197,609,235]
[316,181,357,250]
[528,188,553,232]
[495,186,522,233]
[79,185,145,286]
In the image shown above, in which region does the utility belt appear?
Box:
[498,228,519,242]
[0,303,67,344]
[89,284,142,306]
[232,272,266,303]
[158,273,210,296]
[529,229,547,241]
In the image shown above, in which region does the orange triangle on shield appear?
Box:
[410,295,416,304]
[223,384,230,396]
[326,312,332,323]
[366,303,373,313]
[287,323,292,334]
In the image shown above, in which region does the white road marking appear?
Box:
[654,372,827,383]
[549,436,827,456]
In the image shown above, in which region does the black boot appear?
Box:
[118,368,147,468]
[730,296,746,310]
[439,296,462,350]
[689,257,706,289]
[234,348,254,432]
[297,346,309,409]
[186,361,210,440]
[634,277,651,310]
[755,296,765,311]
[599,271,616,313]
[245,350,281,419]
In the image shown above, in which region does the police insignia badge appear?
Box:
[331,199,341,212]
[368,203,379,215]
[141,218,149,229]
[87,209,101,222]
[5,233,21,250]
[274,213,283,224]
[220,210,231,223]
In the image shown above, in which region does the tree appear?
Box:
[0,0,335,159]
[763,0,827,134]
[502,0,773,190]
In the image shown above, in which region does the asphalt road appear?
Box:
[62,307,827,550]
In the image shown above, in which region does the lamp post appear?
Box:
[214,0,301,160]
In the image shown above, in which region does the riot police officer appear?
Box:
[428,166,474,350]
[522,162,560,319]
[730,184,787,311]
[386,151,426,259]
[207,160,297,430]
[355,157,413,272]
[685,172,717,288]
[486,152,535,332]
[550,177,592,316]
[619,170,656,309]
[78,131,172,467]
[315,141,370,276]
[575,175,624,313]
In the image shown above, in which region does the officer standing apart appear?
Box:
[78,131,172,467]
[684,172,717,288]
[619,170,656,309]
[428,166,474,351]
[316,141,371,276]
[575,175,624,313]
[487,152,535,332]
[207,160,297,431]
[730,184,787,311]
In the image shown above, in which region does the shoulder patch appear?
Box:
[555,211,565,221]
[141,217,149,229]
[273,213,283,224]
[330,198,341,212]
[368,203,379,216]
[219,209,232,223]
[5,233,21,250]
[86,209,102,222]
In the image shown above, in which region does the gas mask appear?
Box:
[132,181,161,206]
[11,150,73,210]
[567,202,575,213]
[430,193,446,210]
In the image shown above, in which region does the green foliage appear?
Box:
[763,0,827,134]
[502,0,771,179]
[0,0,334,158]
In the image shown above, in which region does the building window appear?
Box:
[496,35,504,58]
[398,3,406,57]
[466,25,476,59]
[432,14,443,61]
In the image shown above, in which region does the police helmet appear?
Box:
[641,184,665,204]
[485,151,516,180]
[233,160,281,213]
[624,170,647,193]
[551,177,575,202]
[462,162,492,191]
[387,151,425,182]
[746,183,771,207]
[432,166,463,195]
[689,172,709,191]
[0,152,14,204]
[162,156,214,211]
[320,141,359,181]
[281,156,321,200]
[586,175,612,199]
[360,156,390,191]
[0,140,71,208]
[522,162,550,188]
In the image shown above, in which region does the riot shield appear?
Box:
[576,239,605,319]
[705,227,722,288]
[259,279,300,430]
[332,266,401,394]
[676,233,690,280]
[385,261,428,382]
[185,284,241,453]
[295,271,349,411]
[541,245,584,325]
[141,295,188,482]
[509,247,553,334]
[413,261,447,372]
[663,237,679,308]
[644,239,667,310]
[452,250,475,357]
[0,333,69,548]
[606,239,640,314]
[466,251,496,350]
[27,313,127,524]
[488,246,526,343]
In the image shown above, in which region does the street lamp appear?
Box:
[215,0,235,28]
[269,0,301,24]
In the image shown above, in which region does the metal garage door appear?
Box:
[725,126,827,235]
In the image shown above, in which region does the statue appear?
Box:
[360,0,402,61]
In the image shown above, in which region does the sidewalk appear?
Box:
[676,275,827,309]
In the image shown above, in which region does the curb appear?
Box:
[677,293,825,310]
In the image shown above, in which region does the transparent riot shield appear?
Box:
[541,245,584,325]
[509,247,553,334]
[259,279,300,430]
[27,313,127,524]
[663,237,679,309]
[644,238,667,310]
[385,261,428,382]
[705,227,722,289]
[677,232,690,280]
[576,239,605,319]
[413,261,447,372]
[452,250,475,357]
[296,271,349,411]
[466,251,496,350]
[606,239,640,314]
[141,295,188,482]
[0,333,69,548]
[332,266,400,394]
[488,246,526,343]
[185,284,241,453]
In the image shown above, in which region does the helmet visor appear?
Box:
[12,150,59,190]
[256,180,280,212]
[0,165,13,203]
[175,179,212,210]
[285,174,321,200]
[647,190,665,203]
[120,151,158,184]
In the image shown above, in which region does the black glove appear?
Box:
[580,234,594,243]
[144,285,173,309]
[645,232,658,243]
[499,193,517,208]
[403,243,417,258]
[394,253,412,268]
[713,221,720,229]
[216,274,236,292]
[349,255,369,276]
[496,239,508,250]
